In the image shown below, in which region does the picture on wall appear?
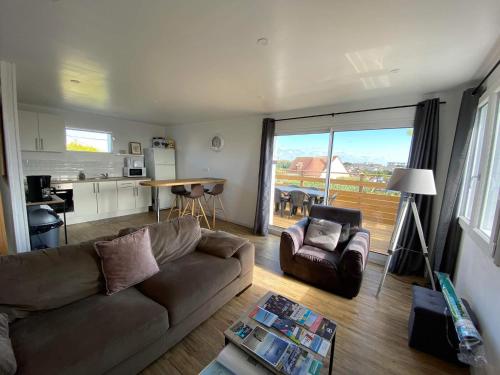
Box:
[129,142,142,155]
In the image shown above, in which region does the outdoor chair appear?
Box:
[289,190,310,217]
[274,188,290,217]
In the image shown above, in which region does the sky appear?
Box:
[275,128,412,165]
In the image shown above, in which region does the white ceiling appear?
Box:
[1,0,499,126]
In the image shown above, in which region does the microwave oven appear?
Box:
[123,167,147,177]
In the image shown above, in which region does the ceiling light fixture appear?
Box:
[389,68,400,74]
[257,37,269,46]
[70,79,81,84]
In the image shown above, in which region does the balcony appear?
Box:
[272,171,399,255]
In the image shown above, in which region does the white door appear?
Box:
[97,181,118,214]
[117,181,136,210]
[153,149,175,164]
[73,182,98,216]
[136,181,152,208]
[37,113,65,152]
[18,110,39,151]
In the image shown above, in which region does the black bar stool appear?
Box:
[182,184,211,228]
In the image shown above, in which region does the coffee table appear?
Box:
[224,291,337,374]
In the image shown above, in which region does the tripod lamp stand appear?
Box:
[376,168,437,297]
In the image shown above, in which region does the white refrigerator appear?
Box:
[144,148,176,210]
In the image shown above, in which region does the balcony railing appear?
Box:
[273,170,399,254]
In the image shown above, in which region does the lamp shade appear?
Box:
[387,168,436,195]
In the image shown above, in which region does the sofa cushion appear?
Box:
[118,216,201,265]
[95,227,159,295]
[197,230,249,258]
[295,245,341,270]
[10,287,169,375]
[0,313,16,375]
[139,251,241,325]
[0,241,107,322]
[304,218,342,251]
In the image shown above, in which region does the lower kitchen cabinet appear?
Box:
[72,179,151,223]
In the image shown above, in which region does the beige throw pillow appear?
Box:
[94,227,159,295]
[304,218,342,252]
[0,313,16,375]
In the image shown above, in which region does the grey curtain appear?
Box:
[253,118,275,235]
[389,99,440,275]
[432,88,482,276]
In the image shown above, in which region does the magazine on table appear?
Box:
[279,344,323,375]
[230,320,254,339]
[250,294,335,357]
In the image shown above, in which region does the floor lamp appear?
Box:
[376,168,437,297]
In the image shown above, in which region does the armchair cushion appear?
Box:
[295,245,340,270]
[304,218,342,252]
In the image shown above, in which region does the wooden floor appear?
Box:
[272,211,394,255]
[63,211,465,375]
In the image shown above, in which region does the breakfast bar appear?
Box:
[140,178,226,223]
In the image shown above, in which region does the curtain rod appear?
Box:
[472,58,500,96]
[275,101,446,122]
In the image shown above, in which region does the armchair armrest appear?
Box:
[280,218,308,272]
[338,229,370,298]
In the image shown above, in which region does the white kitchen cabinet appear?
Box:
[136,180,152,208]
[73,182,98,216]
[17,110,65,152]
[96,181,118,214]
[18,111,39,151]
[37,113,66,152]
[117,181,137,210]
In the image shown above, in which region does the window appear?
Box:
[66,128,112,153]
[479,98,500,236]
[461,103,488,220]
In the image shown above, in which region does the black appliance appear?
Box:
[26,175,51,202]
[51,183,74,213]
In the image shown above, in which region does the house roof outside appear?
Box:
[288,156,344,177]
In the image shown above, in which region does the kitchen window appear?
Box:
[66,128,112,153]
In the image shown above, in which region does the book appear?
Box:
[262,294,299,319]
[249,306,278,327]
[315,318,336,341]
[200,343,271,375]
[199,360,235,375]
[279,343,323,375]
[230,321,253,339]
[243,326,290,367]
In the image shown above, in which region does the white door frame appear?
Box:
[1,61,30,252]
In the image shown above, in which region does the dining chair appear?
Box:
[167,185,190,220]
[328,193,338,206]
[289,190,310,217]
[205,183,227,228]
[182,184,211,228]
[274,188,290,217]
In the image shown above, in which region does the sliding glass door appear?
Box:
[270,127,413,255]
[327,128,412,254]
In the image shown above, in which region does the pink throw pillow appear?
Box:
[94,227,159,295]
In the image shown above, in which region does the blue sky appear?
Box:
[275,128,412,164]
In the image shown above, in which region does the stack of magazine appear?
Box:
[250,294,336,358]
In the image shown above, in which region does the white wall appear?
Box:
[454,230,500,375]
[19,104,167,179]
[168,116,262,228]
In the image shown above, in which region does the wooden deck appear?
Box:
[272,211,394,255]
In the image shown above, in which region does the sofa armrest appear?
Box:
[280,218,308,272]
[233,241,255,277]
[338,229,370,298]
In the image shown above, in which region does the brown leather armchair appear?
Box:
[280,205,370,298]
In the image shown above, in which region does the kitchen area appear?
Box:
[18,107,177,250]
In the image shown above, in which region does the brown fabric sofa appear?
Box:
[0,216,254,375]
[280,205,370,298]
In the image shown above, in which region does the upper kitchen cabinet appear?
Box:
[18,110,65,152]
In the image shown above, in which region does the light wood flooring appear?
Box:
[63,211,466,375]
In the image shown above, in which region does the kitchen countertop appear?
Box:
[51,177,151,184]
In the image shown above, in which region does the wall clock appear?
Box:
[209,134,224,152]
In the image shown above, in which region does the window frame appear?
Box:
[65,127,113,154]
[458,74,500,256]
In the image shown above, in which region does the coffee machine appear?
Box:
[26,175,52,202]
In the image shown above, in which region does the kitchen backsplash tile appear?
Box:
[22,151,143,181]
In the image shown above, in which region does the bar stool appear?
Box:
[205,183,227,228]
[182,184,211,228]
[167,185,189,220]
